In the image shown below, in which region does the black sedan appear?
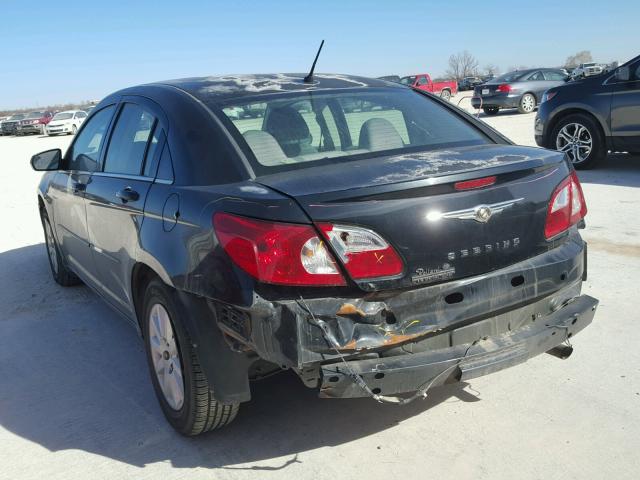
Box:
[31,73,598,435]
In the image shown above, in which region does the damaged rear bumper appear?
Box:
[319,294,598,398]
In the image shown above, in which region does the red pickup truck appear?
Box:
[400,74,458,101]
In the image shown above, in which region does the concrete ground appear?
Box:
[1,101,639,480]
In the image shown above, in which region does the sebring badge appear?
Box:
[426,198,524,223]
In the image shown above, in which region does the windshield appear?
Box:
[399,76,416,85]
[582,63,596,67]
[220,88,490,175]
[9,114,26,120]
[53,112,74,120]
[25,111,44,119]
[493,71,529,83]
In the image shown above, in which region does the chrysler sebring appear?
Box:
[31,73,598,435]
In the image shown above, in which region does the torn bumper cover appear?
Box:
[319,294,598,398]
[212,234,597,399]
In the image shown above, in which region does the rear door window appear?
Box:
[103,104,156,176]
[526,71,545,81]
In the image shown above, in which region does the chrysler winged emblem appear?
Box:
[426,198,524,223]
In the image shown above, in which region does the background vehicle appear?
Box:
[536,54,640,168]
[571,62,604,79]
[31,73,596,436]
[400,73,458,101]
[472,68,568,115]
[46,110,88,136]
[16,110,54,135]
[458,76,483,91]
[83,106,96,115]
[1,113,26,135]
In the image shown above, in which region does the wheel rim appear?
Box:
[149,303,184,410]
[521,94,535,112]
[556,122,592,164]
[44,220,58,275]
[442,90,451,100]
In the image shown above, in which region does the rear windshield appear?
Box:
[219,88,490,175]
[53,112,73,120]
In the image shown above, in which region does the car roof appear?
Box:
[150,73,404,104]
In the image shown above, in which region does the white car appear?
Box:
[46,110,88,136]
[571,63,604,79]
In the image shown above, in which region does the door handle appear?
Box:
[116,187,140,203]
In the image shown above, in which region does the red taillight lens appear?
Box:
[317,224,404,279]
[497,84,512,93]
[213,213,346,286]
[454,176,496,191]
[544,172,587,239]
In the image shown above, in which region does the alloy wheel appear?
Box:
[148,303,185,410]
[521,94,535,113]
[44,219,58,275]
[556,123,593,164]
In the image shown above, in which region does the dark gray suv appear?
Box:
[472,68,568,115]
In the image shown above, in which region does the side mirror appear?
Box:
[616,66,630,82]
[31,149,62,171]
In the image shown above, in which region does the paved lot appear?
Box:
[1,102,639,480]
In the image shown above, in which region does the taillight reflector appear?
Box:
[213,213,345,286]
[317,224,404,279]
[544,172,587,239]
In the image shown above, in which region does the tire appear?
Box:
[71,125,77,135]
[41,211,81,286]
[142,278,239,435]
[440,89,452,101]
[483,106,499,116]
[550,113,605,169]
[518,93,536,114]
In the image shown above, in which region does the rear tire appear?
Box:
[41,211,81,286]
[483,106,499,116]
[142,278,239,435]
[518,93,536,114]
[550,113,605,169]
[440,89,452,101]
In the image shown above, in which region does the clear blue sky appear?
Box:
[0,0,637,110]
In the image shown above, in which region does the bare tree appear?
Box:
[446,51,479,80]
[483,64,500,76]
[564,51,593,68]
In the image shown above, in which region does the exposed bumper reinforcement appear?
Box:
[319,294,598,399]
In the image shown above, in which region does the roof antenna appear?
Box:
[303,40,324,84]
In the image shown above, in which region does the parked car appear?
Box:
[571,63,604,79]
[1,113,26,135]
[472,68,568,115]
[46,110,88,136]
[16,110,54,135]
[400,73,458,101]
[377,75,401,83]
[535,54,640,168]
[31,73,597,435]
[0,116,8,134]
[458,76,483,91]
[83,106,96,115]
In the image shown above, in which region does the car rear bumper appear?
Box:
[209,232,595,399]
[471,94,521,109]
[319,293,597,398]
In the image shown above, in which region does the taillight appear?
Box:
[317,224,404,279]
[213,213,346,286]
[497,84,512,93]
[454,176,496,191]
[544,172,587,239]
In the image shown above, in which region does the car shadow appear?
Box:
[0,243,479,470]
[577,153,640,188]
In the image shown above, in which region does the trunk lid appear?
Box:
[256,144,570,290]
